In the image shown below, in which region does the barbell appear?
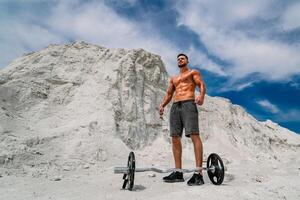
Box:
[114,152,225,190]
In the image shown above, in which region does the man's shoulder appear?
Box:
[170,75,179,80]
[190,69,201,75]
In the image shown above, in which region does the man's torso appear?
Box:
[172,70,196,102]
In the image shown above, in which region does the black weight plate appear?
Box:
[127,151,135,190]
[207,153,225,185]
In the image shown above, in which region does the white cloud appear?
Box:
[186,46,227,76]
[0,17,64,68]
[290,81,300,89]
[174,0,300,82]
[46,0,182,74]
[0,0,183,74]
[1,0,300,84]
[278,109,300,122]
[48,1,225,76]
[256,100,280,114]
[235,81,255,91]
[280,2,300,31]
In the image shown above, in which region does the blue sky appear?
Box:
[1,0,300,133]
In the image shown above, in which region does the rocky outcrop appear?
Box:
[0,41,168,173]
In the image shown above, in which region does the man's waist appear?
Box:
[172,99,195,105]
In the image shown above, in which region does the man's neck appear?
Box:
[179,66,189,74]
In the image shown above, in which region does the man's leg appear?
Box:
[163,135,184,182]
[172,136,182,169]
[190,134,203,175]
[163,102,184,183]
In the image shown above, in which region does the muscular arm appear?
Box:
[159,78,175,116]
[192,70,206,105]
[160,78,175,108]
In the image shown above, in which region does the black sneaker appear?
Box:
[163,171,184,183]
[187,173,205,186]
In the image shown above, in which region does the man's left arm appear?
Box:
[192,70,206,105]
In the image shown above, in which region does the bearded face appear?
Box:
[177,56,188,68]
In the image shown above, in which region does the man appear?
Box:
[159,53,206,186]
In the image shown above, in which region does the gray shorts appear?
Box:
[169,99,199,137]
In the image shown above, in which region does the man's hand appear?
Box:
[192,70,206,105]
[195,95,204,105]
[159,105,164,118]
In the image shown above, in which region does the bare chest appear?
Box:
[173,73,195,87]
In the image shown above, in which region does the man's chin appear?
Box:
[178,65,185,68]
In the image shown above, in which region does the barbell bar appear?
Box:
[114,165,219,174]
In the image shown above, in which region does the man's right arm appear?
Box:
[159,78,175,116]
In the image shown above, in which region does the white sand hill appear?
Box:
[0,41,299,200]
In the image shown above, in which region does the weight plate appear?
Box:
[128,151,135,190]
[121,152,135,190]
[207,153,225,185]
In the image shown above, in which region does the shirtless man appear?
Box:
[159,53,206,186]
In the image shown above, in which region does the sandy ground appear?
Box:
[1,151,299,200]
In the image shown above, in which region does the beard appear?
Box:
[178,63,186,68]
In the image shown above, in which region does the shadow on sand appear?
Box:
[132,184,146,191]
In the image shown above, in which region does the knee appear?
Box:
[172,136,181,145]
[190,134,201,143]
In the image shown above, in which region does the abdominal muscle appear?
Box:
[172,75,196,102]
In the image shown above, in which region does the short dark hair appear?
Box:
[177,53,188,60]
